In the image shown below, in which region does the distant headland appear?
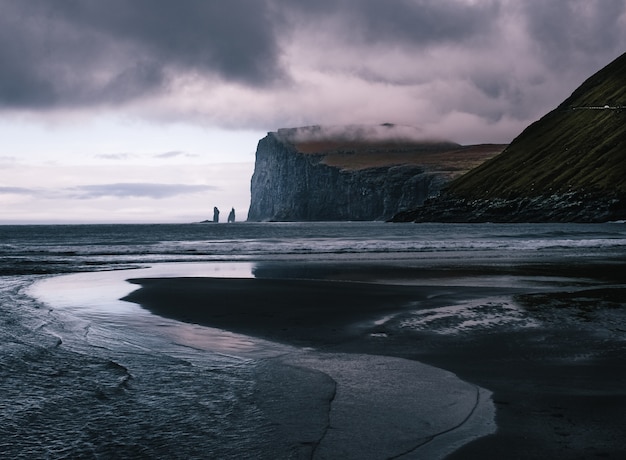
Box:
[248,52,626,223]
[247,124,503,221]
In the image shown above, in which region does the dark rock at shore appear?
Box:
[391,191,626,223]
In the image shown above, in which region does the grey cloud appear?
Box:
[154,151,197,159]
[276,0,625,127]
[280,0,499,46]
[67,1,282,83]
[95,152,198,160]
[0,0,283,108]
[522,0,626,64]
[0,186,37,195]
[278,124,433,144]
[68,183,216,199]
[95,153,136,160]
[0,183,215,199]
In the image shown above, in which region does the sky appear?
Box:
[1,0,625,223]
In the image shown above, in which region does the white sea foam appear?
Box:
[400,297,541,335]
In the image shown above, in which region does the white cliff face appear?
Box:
[247,132,448,222]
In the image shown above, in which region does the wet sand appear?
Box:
[123,257,626,459]
[124,277,518,346]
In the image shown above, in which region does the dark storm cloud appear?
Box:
[520,0,626,68]
[0,0,282,108]
[68,183,215,199]
[0,0,625,139]
[280,0,499,46]
[0,0,502,110]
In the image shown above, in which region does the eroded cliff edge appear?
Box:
[247,125,503,222]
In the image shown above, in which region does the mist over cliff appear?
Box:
[247,125,502,222]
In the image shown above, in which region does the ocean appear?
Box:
[1,222,625,459]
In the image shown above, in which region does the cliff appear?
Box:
[247,125,503,221]
[393,51,626,223]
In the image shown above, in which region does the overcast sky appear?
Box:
[1,0,625,223]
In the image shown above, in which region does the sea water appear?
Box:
[1,222,625,458]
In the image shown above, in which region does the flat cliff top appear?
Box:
[292,139,458,155]
[272,124,504,176]
[318,143,505,175]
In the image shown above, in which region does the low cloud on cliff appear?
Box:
[1,0,626,221]
[277,124,452,145]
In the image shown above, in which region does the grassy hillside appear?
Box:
[446,52,626,199]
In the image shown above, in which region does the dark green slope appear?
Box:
[447,52,626,200]
[559,51,626,108]
[392,52,626,222]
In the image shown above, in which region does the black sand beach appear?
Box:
[123,255,626,459]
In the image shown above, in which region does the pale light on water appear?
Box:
[28,262,255,315]
[27,261,276,358]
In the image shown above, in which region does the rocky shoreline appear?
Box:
[391,191,626,223]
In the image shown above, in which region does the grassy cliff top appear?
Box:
[446,52,626,199]
[272,124,504,177]
[319,144,505,176]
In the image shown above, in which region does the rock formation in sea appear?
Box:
[247,124,503,221]
[392,52,626,223]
